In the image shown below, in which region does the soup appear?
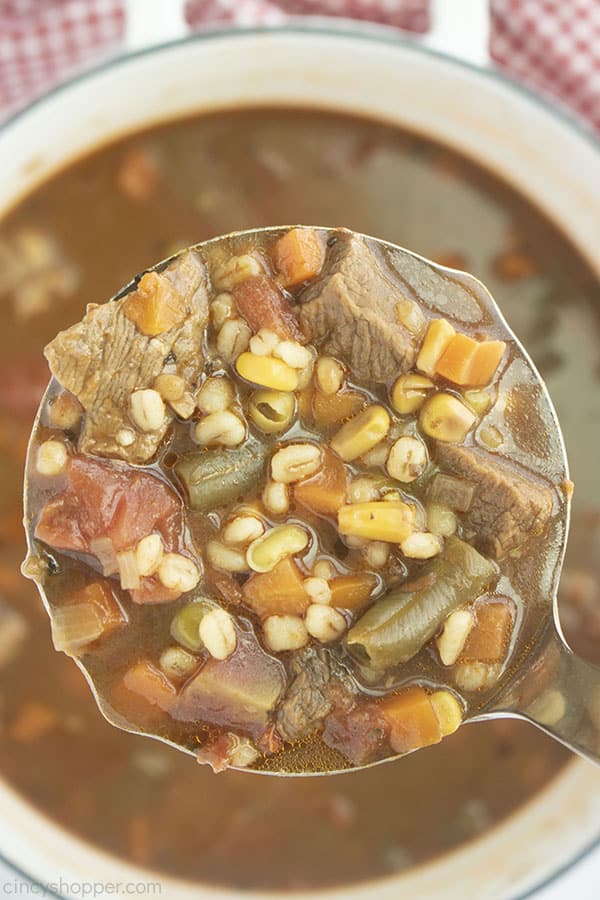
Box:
[1,107,599,889]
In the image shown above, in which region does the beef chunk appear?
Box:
[276,647,336,742]
[322,688,389,767]
[436,444,554,559]
[298,232,417,382]
[44,251,208,464]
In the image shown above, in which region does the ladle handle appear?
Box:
[492,628,600,765]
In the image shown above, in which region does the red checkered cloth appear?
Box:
[0,0,599,134]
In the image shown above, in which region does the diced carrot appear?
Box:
[436,333,506,387]
[72,581,127,636]
[312,388,366,432]
[242,558,310,618]
[233,275,305,342]
[123,271,186,336]
[380,686,442,754]
[468,340,506,386]
[122,661,177,712]
[294,447,347,517]
[460,598,515,663]
[10,702,57,742]
[329,573,377,613]
[272,228,325,288]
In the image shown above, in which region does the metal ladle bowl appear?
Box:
[22,226,600,774]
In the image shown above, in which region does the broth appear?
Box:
[0,107,599,889]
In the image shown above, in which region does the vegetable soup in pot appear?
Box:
[1,107,600,890]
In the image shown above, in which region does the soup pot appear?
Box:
[1,17,600,900]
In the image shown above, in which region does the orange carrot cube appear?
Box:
[380,686,442,754]
[460,598,515,663]
[273,228,325,287]
[329,573,377,613]
[123,271,186,336]
[294,447,347,517]
[122,661,177,712]
[75,581,127,636]
[242,558,310,618]
[436,333,506,387]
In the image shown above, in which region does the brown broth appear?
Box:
[0,106,599,890]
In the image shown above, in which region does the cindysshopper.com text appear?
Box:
[2,880,162,897]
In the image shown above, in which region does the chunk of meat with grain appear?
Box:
[276,647,334,741]
[299,232,418,381]
[44,251,208,464]
[436,444,554,558]
[34,456,189,604]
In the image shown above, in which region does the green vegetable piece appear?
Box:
[170,599,217,652]
[346,537,496,669]
[174,444,267,512]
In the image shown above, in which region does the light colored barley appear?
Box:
[263,615,309,652]
[401,532,442,559]
[222,515,264,546]
[116,428,136,447]
[305,604,346,642]
[249,328,280,357]
[360,442,390,468]
[295,359,315,389]
[199,608,237,660]
[386,436,428,483]
[48,392,82,430]
[229,735,260,768]
[315,356,344,395]
[304,577,332,605]
[193,410,246,447]
[271,443,321,483]
[274,340,313,370]
[159,646,198,680]
[130,389,165,432]
[135,533,164,577]
[365,541,390,568]
[436,609,474,666]
[528,688,567,726]
[153,373,185,403]
[312,559,335,579]
[454,662,501,692]
[212,253,262,291]
[427,504,458,537]
[349,477,380,504]
[206,540,249,573]
[169,392,196,419]
[262,480,289,515]
[210,292,235,328]
[196,377,234,415]
[157,553,201,593]
[36,439,68,476]
[216,318,251,362]
[345,535,368,549]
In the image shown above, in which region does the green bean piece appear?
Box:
[346,537,496,669]
[174,444,267,512]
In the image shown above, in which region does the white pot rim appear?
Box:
[1,20,600,900]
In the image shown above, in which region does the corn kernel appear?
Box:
[391,374,434,415]
[246,524,310,573]
[463,388,492,416]
[338,501,414,544]
[430,690,463,736]
[236,352,299,391]
[417,319,456,376]
[330,405,390,462]
[419,393,476,443]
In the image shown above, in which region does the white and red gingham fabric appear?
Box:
[1,0,599,133]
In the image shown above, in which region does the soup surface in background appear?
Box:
[0,107,599,890]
